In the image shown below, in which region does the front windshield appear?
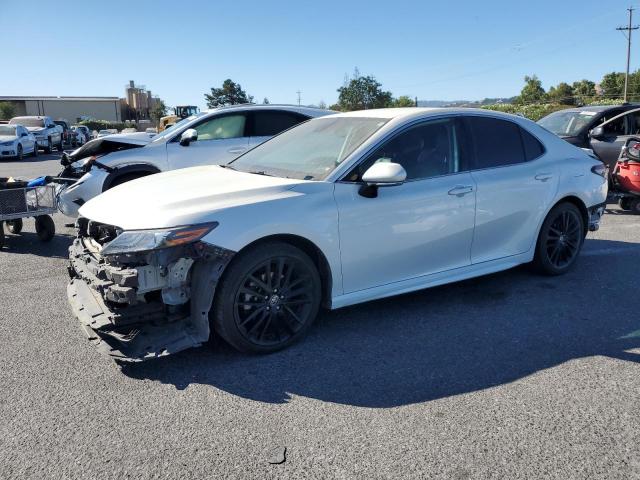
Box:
[151,114,204,143]
[538,110,598,136]
[9,117,44,128]
[229,117,388,180]
[0,125,17,135]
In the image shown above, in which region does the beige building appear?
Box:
[122,80,161,121]
[0,96,122,122]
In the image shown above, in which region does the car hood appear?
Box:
[79,166,307,230]
[0,135,17,142]
[61,134,151,165]
[25,127,46,133]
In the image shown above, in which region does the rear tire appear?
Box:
[35,215,55,242]
[212,241,322,353]
[0,222,4,248]
[630,198,640,215]
[532,202,585,276]
[6,219,23,234]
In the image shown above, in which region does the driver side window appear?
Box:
[195,114,246,141]
[346,118,460,182]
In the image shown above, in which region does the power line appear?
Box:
[616,7,639,102]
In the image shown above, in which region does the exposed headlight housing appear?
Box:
[100,222,218,256]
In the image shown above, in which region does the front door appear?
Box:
[167,113,250,169]
[334,117,476,294]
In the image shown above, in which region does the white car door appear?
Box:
[334,118,476,294]
[166,113,250,169]
[464,116,559,264]
[248,110,309,148]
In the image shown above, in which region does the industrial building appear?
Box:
[0,96,122,122]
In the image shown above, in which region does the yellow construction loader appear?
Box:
[158,106,200,132]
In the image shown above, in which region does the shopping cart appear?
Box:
[0,178,57,248]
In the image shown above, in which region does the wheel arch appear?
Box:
[551,195,589,236]
[102,164,161,191]
[228,233,333,309]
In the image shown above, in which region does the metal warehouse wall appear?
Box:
[25,100,121,122]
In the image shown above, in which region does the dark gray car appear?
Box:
[538,104,640,170]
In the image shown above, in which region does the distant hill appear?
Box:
[418,97,516,108]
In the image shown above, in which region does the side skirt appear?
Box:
[330,251,534,310]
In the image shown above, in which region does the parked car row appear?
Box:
[61,104,608,363]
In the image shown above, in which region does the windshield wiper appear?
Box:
[248,170,273,177]
[219,164,237,171]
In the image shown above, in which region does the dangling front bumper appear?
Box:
[67,237,234,362]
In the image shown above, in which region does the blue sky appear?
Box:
[2,0,639,109]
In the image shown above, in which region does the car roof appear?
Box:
[329,107,532,122]
[203,104,334,118]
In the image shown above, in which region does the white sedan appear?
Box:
[67,108,608,362]
[0,124,38,160]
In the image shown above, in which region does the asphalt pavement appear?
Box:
[0,153,639,479]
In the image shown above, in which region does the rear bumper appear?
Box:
[67,237,234,362]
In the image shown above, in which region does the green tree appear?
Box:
[600,72,625,98]
[205,79,254,108]
[572,79,596,98]
[263,97,270,104]
[150,100,168,126]
[0,102,16,120]
[515,75,546,104]
[547,82,575,105]
[337,70,393,111]
[392,95,416,107]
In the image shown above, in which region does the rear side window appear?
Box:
[467,116,525,169]
[520,128,545,160]
[251,111,306,137]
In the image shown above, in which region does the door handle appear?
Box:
[447,185,474,196]
[228,147,248,154]
[534,173,553,182]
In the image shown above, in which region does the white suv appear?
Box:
[58,105,332,216]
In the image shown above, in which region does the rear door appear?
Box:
[166,112,250,169]
[465,115,558,264]
[248,110,309,148]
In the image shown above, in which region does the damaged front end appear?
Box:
[67,218,234,362]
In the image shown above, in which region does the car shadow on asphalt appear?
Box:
[0,230,73,259]
[121,238,640,407]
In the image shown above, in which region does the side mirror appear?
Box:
[179,128,198,146]
[359,161,407,198]
[589,126,605,140]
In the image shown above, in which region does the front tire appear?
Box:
[32,143,38,157]
[532,202,585,275]
[35,215,55,242]
[212,241,322,353]
[44,138,52,154]
[16,144,23,161]
[629,198,640,215]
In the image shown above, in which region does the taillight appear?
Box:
[591,163,606,177]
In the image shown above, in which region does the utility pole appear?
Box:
[296,90,301,106]
[617,7,639,102]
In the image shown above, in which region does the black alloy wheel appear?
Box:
[213,242,321,353]
[533,202,584,275]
